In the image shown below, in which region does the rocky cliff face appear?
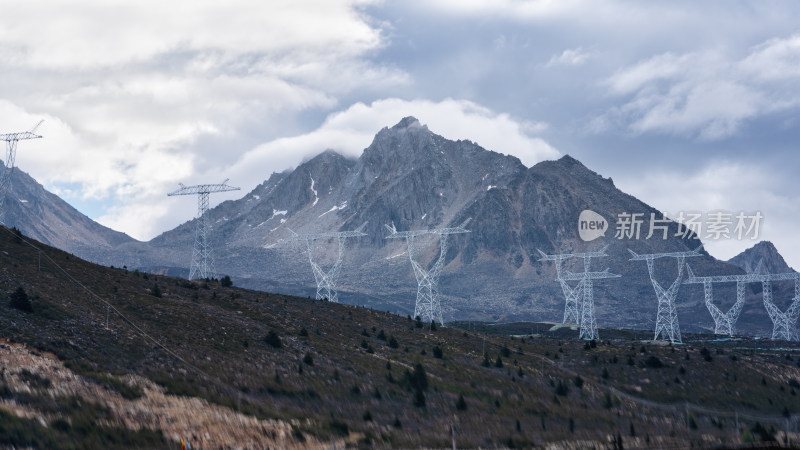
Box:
[10,117,796,338]
[728,240,795,274]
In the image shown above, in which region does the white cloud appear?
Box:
[740,34,800,81]
[613,161,800,270]
[410,0,583,20]
[606,53,694,95]
[0,0,408,240]
[598,34,800,140]
[226,97,559,193]
[93,98,557,239]
[545,47,591,67]
[0,0,382,69]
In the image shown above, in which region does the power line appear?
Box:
[2,226,232,394]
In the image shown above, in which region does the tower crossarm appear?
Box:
[560,269,621,281]
[287,222,368,242]
[384,218,471,239]
[1,120,44,222]
[167,179,240,196]
[748,273,800,283]
[0,120,44,142]
[684,268,799,285]
[628,245,703,261]
[537,245,609,262]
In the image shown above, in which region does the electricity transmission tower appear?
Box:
[683,262,759,336]
[167,179,240,280]
[745,262,799,341]
[686,260,800,340]
[761,273,800,341]
[629,246,703,344]
[538,246,620,340]
[385,218,471,326]
[0,120,43,221]
[287,222,368,302]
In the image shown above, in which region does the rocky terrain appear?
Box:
[0,339,323,449]
[729,240,796,274]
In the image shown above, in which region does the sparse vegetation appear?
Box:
[644,355,664,368]
[9,286,32,312]
[456,394,467,410]
[0,229,799,448]
[263,330,282,348]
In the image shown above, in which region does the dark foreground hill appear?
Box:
[1,227,800,448]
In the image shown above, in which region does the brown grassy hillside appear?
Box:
[1,226,799,449]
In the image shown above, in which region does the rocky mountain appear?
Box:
[9,117,794,338]
[98,116,785,338]
[0,164,136,256]
[728,240,795,274]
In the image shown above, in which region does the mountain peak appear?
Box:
[305,148,347,163]
[728,240,794,274]
[556,154,583,166]
[391,116,426,131]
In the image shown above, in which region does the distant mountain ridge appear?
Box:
[3,117,797,339]
[0,164,136,255]
[728,240,795,274]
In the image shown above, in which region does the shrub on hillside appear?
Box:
[9,287,32,312]
[644,355,664,368]
[263,330,282,348]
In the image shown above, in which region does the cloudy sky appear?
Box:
[1,0,799,267]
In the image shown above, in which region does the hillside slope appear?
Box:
[0,163,137,256]
[1,227,799,448]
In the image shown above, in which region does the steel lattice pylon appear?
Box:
[684,264,750,336]
[629,246,703,344]
[385,218,471,326]
[168,180,240,280]
[762,277,800,341]
[538,246,620,340]
[0,120,43,222]
[287,223,368,302]
[685,261,800,340]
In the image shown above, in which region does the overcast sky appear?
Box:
[1,0,799,268]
